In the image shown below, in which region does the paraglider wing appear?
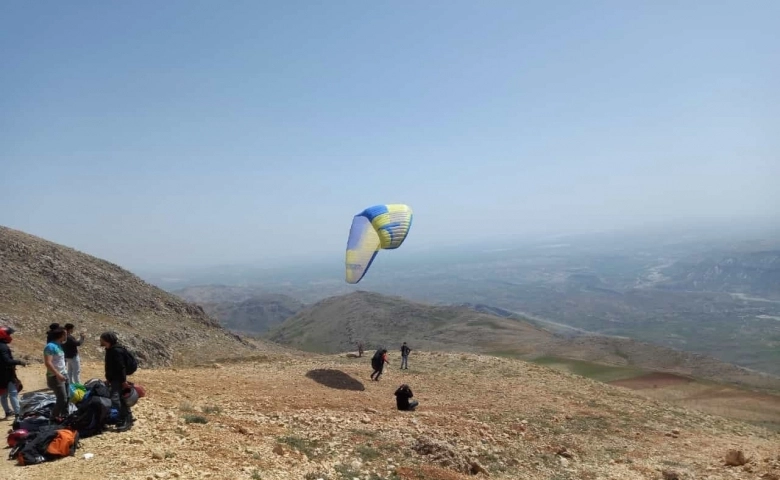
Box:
[345,214,381,284]
[345,204,413,284]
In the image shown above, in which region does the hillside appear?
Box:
[198,294,304,335]
[658,250,780,299]
[267,291,780,392]
[266,291,556,353]
[0,225,257,366]
[173,284,273,304]
[2,353,779,480]
[174,285,305,334]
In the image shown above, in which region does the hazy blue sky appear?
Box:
[2,1,778,269]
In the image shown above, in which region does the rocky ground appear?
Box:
[2,351,779,480]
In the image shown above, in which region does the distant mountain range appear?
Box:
[266,290,780,392]
[142,226,780,377]
[658,250,780,298]
[174,287,304,335]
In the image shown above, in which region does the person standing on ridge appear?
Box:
[100,331,133,431]
[43,327,69,422]
[0,326,27,420]
[400,342,411,370]
[358,342,364,358]
[370,348,389,381]
[63,323,85,385]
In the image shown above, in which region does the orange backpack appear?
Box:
[46,428,79,457]
[15,427,79,466]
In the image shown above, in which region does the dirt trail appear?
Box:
[1,352,779,480]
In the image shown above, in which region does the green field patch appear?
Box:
[530,356,647,382]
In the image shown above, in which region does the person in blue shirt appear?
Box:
[43,328,69,422]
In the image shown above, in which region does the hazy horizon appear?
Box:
[2,1,778,270]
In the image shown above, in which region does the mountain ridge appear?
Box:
[267,290,780,392]
[0,225,258,366]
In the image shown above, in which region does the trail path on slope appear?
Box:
[1,352,779,480]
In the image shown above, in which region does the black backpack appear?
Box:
[371,349,384,369]
[84,379,111,399]
[62,396,111,438]
[116,346,139,375]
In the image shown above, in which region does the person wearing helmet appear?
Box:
[0,326,27,420]
[100,331,133,432]
[43,328,69,422]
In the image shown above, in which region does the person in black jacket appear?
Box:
[370,348,389,381]
[99,331,133,431]
[394,384,418,411]
[0,326,27,420]
[400,342,411,370]
[63,323,85,385]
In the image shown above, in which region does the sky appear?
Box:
[1,1,778,270]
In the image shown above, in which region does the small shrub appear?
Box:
[278,435,321,459]
[183,414,208,424]
[334,464,361,479]
[202,405,222,414]
[179,401,195,412]
[357,444,380,462]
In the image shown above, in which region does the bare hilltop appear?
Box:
[0,225,257,366]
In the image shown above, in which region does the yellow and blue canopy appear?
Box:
[345,204,413,284]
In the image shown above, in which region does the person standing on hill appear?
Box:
[63,323,85,385]
[100,332,133,432]
[0,326,27,420]
[43,328,69,422]
[370,348,389,381]
[400,342,411,370]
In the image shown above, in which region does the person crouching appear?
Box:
[394,384,418,411]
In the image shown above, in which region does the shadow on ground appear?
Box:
[305,369,365,391]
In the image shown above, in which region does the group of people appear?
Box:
[368,341,412,381]
[366,342,418,411]
[0,323,136,432]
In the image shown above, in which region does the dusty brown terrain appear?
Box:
[0,225,257,366]
[3,351,779,480]
[609,373,695,389]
